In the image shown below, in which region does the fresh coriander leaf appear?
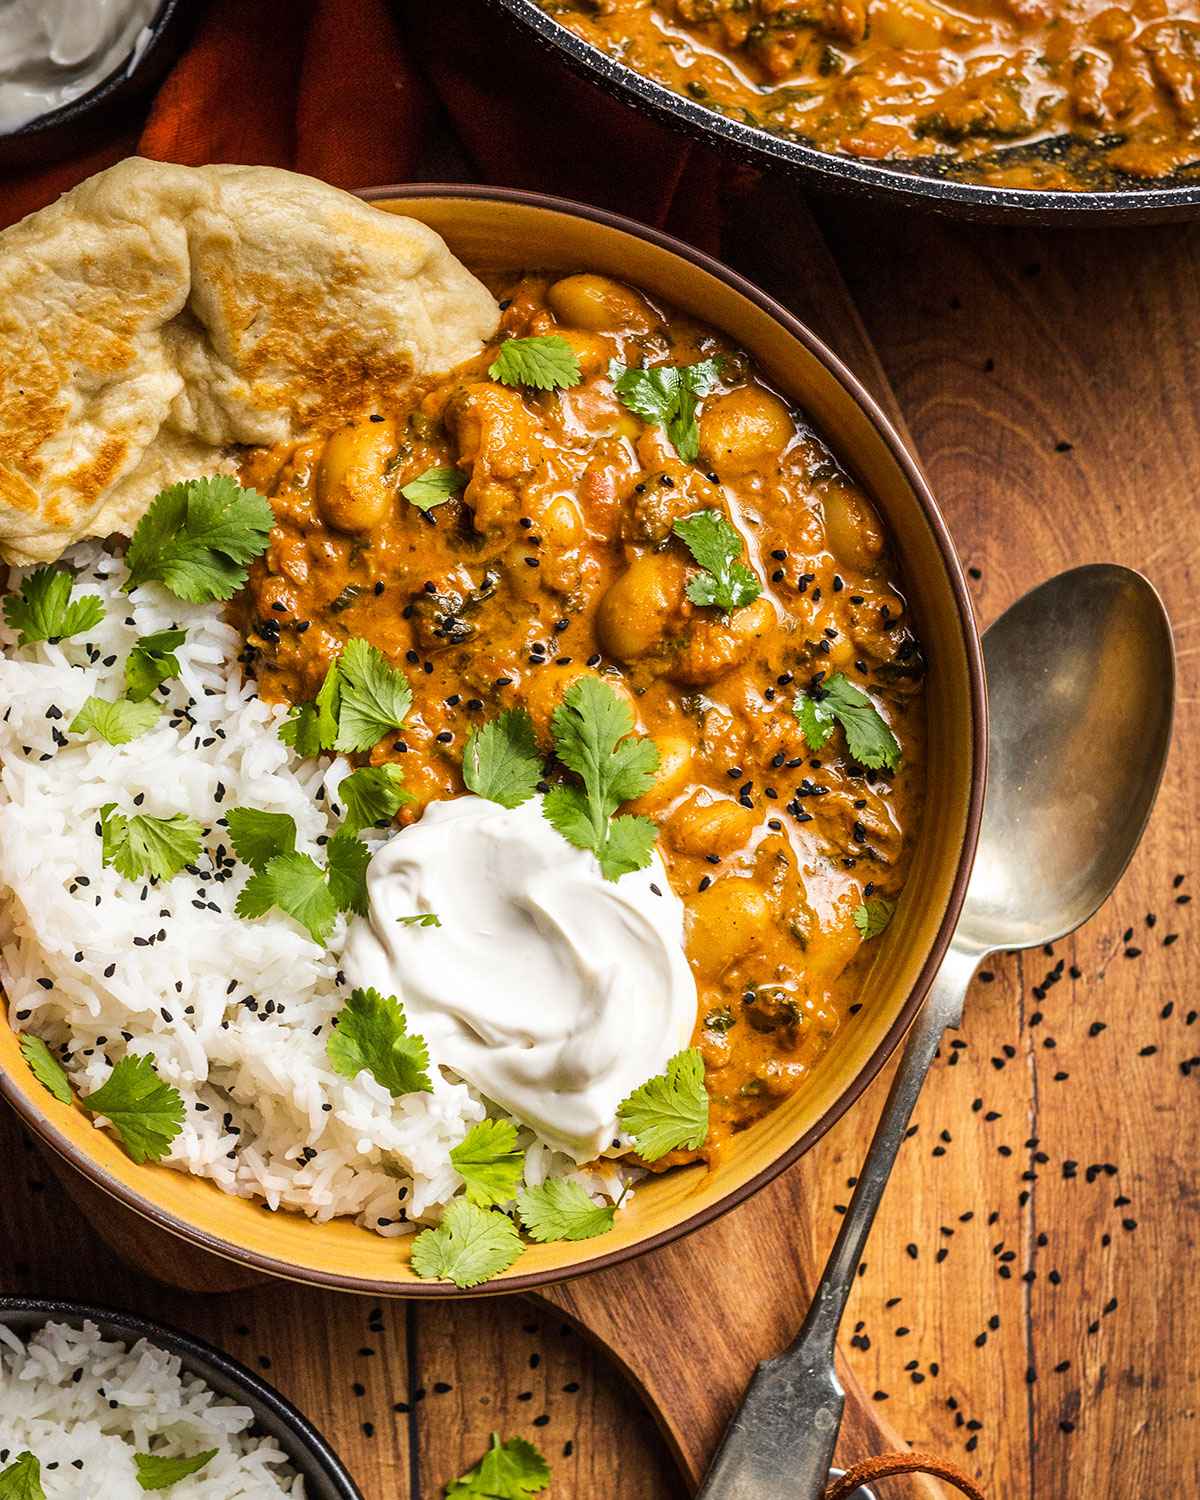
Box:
[462,708,542,808]
[597,813,659,882]
[540,784,594,855]
[854,895,896,939]
[793,674,901,770]
[70,695,161,744]
[279,702,319,756]
[617,1047,709,1163]
[279,661,341,757]
[124,628,186,702]
[327,986,432,1097]
[551,677,659,806]
[543,677,659,881]
[608,360,675,425]
[19,1035,72,1104]
[280,643,410,757]
[667,371,720,461]
[402,466,466,511]
[326,829,371,916]
[793,689,836,752]
[398,912,441,927]
[609,357,721,462]
[0,1451,45,1500]
[410,1198,523,1289]
[337,763,411,833]
[80,1054,185,1165]
[99,804,203,882]
[335,638,412,752]
[225,807,297,872]
[123,476,274,602]
[236,851,337,944]
[489,335,581,392]
[450,1118,525,1207]
[517,1179,616,1243]
[445,1432,551,1497]
[232,819,366,939]
[134,1451,219,1491]
[2,566,105,647]
[672,509,761,613]
[314,661,342,736]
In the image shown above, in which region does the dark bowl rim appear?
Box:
[0,183,987,1296]
[484,0,1200,222]
[2,0,180,141]
[0,1295,363,1497]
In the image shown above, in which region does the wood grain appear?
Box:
[0,1123,415,1498]
[535,1165,941,1497]
[802,198,1200,1497]
[3,1123,687,1498]
[2,175,1197,1500]
[40,1119,933,1498]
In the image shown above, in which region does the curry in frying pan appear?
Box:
[539,0,1200,189]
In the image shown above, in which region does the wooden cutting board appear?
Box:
[51,1137,936,1498]
[6,163,1198,1500]
[28,179,940,1498]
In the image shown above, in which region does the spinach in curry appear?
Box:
[236,271,926,1160]
[537,0,1200,190]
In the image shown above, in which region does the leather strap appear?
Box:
[824,1451,986,1500]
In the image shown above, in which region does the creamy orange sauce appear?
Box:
[538,0,1200,189]
[236,270,926,1154]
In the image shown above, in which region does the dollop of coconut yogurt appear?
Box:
[0,0,160,133]
[343,795,697,1161]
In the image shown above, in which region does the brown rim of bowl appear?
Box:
[0,183,987,1297]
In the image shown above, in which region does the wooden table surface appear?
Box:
[2,179,1197,1498]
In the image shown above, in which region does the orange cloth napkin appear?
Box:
[0,0,738,250]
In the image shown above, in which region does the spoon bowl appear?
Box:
[697,563,1175,1500]
[964,564,1175,953]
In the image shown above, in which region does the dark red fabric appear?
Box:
[0,0,738,247]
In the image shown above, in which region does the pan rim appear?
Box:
[483,0,1200,222]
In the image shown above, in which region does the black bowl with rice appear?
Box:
[0,1298,361,1499]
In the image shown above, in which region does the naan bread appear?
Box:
[0,159,500,565]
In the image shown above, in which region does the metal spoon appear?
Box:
[696,564,1175,1500]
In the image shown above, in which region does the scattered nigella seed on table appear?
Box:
[839,876,1190,1460]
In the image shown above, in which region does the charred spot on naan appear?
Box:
[0,159,500,566]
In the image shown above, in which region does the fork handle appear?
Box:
[695,946,980,1500]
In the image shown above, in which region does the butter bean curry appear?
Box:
[537,0,1200,189]
[237,271,925,1161]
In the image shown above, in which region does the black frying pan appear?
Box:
[486,0,1200,225]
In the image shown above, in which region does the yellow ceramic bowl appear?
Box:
[0,187,986,1296]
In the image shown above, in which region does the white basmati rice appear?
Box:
[0,1318,303,1498]
[0,545,626,1237]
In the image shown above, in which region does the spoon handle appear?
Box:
[695,946,980,1500]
